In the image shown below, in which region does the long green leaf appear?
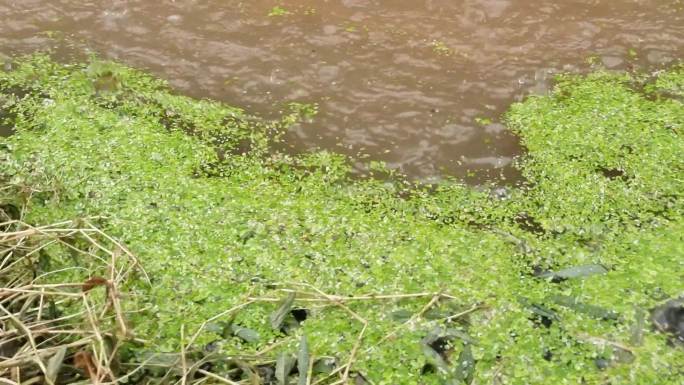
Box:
[546,295,618,320]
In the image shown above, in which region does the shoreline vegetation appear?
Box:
[0,55,682,384]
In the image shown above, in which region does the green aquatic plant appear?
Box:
[268,6,291,17]
[0,55,682,384]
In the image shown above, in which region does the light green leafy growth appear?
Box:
[268,6,290,17]
[0,55,682,384]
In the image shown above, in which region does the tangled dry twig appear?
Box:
[0,219,144,384]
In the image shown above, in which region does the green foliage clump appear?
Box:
[0,55,682,384]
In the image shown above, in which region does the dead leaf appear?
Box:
[74,350,98,383]
[82,276,110,292]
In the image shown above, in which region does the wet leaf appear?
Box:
[276,352,296,385]
[537,264,608,281]
[452,344,475,384]
[547,295,618,320]
[421,328,450,372]
[230,324,260,343]
[354,372,370,385]
[421,341,449,373]
[297,335,310,385]
[270,292,296,330]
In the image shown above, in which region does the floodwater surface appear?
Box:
[1,1,682,182]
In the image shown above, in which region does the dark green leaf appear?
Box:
[547,295,619,320]
[518,297,559,320]
[230,324,261,343]
[421,342,449,373]
[452,344,475,384]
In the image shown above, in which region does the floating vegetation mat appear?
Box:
[0,55,683,384]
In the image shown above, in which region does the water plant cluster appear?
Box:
[0,55,682,384]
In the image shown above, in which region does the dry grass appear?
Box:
[0,219,146,384]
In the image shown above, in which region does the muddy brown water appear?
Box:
[1,1,682,182]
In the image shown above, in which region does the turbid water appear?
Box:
[0,1,682,182]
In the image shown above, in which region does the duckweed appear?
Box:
[0,55,682,384]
